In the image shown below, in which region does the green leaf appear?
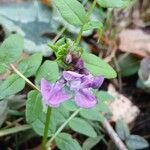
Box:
[83,21,103,31]
[126,135,149,149]
[0,63,6,74]
[0,74,25,100]
[96,91,114,103]
[54,0,86,26]
[26,90,43,123]
[118,54,140,77]
[26,90,51,136]
[116,119,130,140]
[18,53,42,77]
[35,60,59,85]
[51,107,69,133]
[81,52,117,78]
[97,0,130,8]
[55,133,82,150]
[0,34,24,64]
[96,101,110,113]
[69,117,97,137]
[82,136,103,150]
[62,100,78,111]
[80,108,101,121]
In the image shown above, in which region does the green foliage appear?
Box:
[26,90,51,136]
[96,91,114,102]
[116,119,130,140]
[62,100,78,111]
[69,117,97,137]
[80,108,101,121]
[96,101,110,113]
[35,60,59,85]
[51,107,69,133]
[18,53,42,77]
[82,136,103,150]
[83,21,103,31]
[0,63,6,74]
[126,135,149,150]
[118,54,140,77]
[81,52,117,78]
[0,34,24,64]
[97,0,131,8]
[54,0,87,26]
[55,133,82,150]
[0,74,25,100]
[49,38,73,68]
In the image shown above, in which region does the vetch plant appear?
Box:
[0,0,148,150]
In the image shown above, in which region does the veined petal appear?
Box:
[41,79,53,102]
[92,76,104,89]
[75,89,97,108]
[63,71,83,81]
[70,80,81,91]
[41,79,71,107]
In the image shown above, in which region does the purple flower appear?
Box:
[41,79,71,107]
[63,71,104,108]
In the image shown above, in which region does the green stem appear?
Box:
[46,108,81,148]
[10,64,40,92]
[75,0,97,46]
[75,25,84,46]
[53,27,66,43]
[0,125,31,137]
[42,107,51,150]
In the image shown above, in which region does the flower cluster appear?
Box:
[41,59,104,108]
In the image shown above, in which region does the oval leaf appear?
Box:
[97,0,130,8]
[116,119,130,140]
[55,133,82,150]
[0,34,24,64]
[54,0,86,26]
[18,53,42,77]
[81,52,117,79]
[126,135,149,149]
[69,117,97,137]
[0,74,25,100]
[26,90,51,136]
[80,108,101,121]
[35,60,59,85]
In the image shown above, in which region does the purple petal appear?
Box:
[75,89,97,108]
[41,79,71,107]
[75,59,84,69]
[70,80,81,91]
[80,74,93,88]
[41,79,53,102]
[63,71,83,81]
[92,76,104,89]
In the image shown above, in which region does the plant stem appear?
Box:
[0,125,31,137]
[53,27,66,43]
[46,108,81,149]
[75,25,84,47]
[86,0,97,19]
[102,117,128,150]
[10,64,40,92]
[75,0,97,46]
[42,107,51,150]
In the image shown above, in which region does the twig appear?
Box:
[102,117,128,150]
[10,64,40,92]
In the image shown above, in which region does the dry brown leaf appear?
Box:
[108,84,140,124]
[118,29,150,58]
